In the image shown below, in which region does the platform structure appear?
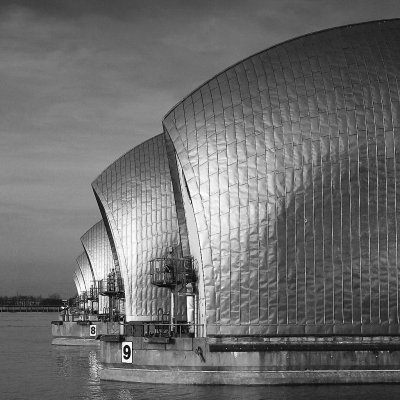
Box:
[88,18,400,386]
[148,254,198,337]
[98,269,125,322]
[86,284,99,314]
[77,292,88,314]
[149,256,196,290]
[51,276,124,346]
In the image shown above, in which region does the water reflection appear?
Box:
[88,350,100,380]
[55,353,73,377]
[115,389,135,400]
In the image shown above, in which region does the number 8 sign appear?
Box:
[122,342,133,363]
[89,324,97,337]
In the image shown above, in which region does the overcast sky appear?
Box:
[1,0,400,298]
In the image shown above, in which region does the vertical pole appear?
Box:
[193,294,197,338]
[187,292,194,335]
[170,291,175,335]
[109,296,113,322]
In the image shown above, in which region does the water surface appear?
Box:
[2,313,400,399]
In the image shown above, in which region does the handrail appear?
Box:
[149,256,196,288]
[98,275,124,297]
[121,321,205,338]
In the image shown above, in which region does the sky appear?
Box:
[1,0,400,298]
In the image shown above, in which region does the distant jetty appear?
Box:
[1,295,63,313]
[1,305,61,312]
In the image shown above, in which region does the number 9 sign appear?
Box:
[122,342,133,363]
[89,324,97,337]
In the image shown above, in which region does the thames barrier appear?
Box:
[52,19,400,384]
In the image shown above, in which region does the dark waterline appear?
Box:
[2,313,400,399]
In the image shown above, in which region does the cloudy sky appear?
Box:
[1,0,400,298]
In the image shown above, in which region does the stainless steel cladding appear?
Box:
[163,20,400,336]
[76,252,95,310]
[73,270,84,295]
[92,134,184,322]
[81,220,115,315]
[76,252,95,294]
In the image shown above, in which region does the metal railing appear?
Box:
[122,322,205,338]
[78,292,88,302]
[98,273,124,297]
[87,285,99,301]
[149,257,196,288]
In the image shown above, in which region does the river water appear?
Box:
[2,313,400,399]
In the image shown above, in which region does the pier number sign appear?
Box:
[89,324,97,337]
[122,341,133,363]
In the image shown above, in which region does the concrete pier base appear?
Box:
[52,337,100,346]
[100,367,400,385]
[51,321,120,345]
[99,336,400,385]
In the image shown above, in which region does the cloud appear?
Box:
[1,0,400,296]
